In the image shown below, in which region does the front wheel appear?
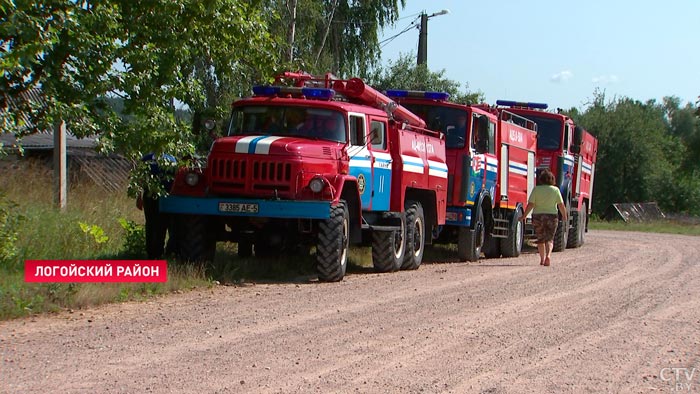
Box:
[458,207,484,262]
[401,201,425,270]
[553,201,570,252]
[567,201,587,248]
[316,201,349,282]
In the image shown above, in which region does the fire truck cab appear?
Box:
[161,73,447,281]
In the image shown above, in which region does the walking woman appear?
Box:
[521,169,568,266]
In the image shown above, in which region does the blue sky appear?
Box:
[378,0,700,110]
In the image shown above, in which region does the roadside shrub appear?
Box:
[119,218,145,258]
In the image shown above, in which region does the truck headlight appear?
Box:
[309,177,325,193]
[185,172,200,186]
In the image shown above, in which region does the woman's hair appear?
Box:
[538,168,556,186]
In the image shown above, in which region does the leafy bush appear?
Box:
[79,222,109,245]
[119,218,145,258]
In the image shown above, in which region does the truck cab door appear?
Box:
[368,119,391,211]
[347,113,374,209]
[470,114,498,203]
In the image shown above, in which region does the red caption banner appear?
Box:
[25,260,168,283]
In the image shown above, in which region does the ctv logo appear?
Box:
[660,367,697,391]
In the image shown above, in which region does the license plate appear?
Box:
[218,202,259,214]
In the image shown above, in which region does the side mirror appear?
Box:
[573,125,584,145]
[476,116,490,153]
[571,125,584,154]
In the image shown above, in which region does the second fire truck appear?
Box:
[385,90,538,262]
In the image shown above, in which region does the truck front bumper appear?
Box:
[160,195,332,220]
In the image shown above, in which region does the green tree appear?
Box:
[267,0,405,76]
[1,0,276,161]
[576,91,686,214]
[367,54,484,104]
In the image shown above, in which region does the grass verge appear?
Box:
[589,217,700,236]
[0,159,211,320]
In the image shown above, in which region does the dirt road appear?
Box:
[2,230,699,393]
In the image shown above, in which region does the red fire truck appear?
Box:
[495,100,598,251]
[160,73,448,281]
[385,91,538,261]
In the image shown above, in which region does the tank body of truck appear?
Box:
[495,100,598,251]
[385,91,537,261]
[161,73,447,281]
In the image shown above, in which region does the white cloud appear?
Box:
[592,75,619,85]
[550,70,573,83]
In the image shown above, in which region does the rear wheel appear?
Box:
[458,207,484,262]
[500,209,524,257]
[372,220,405,273]
[401,201,425,270]
[316,201,349,282]
[482,235,501,258]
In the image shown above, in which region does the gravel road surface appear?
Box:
[2,230,699,393]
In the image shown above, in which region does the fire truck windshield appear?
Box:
[401,103,467,148]
[227,105,347,143]
[511,114,562,150]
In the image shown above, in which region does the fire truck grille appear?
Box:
[210,158,293,192]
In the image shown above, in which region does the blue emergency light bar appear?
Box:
[252,85,335,100]
[496,100,548,110]
[385,89,450,101]
[301,87,335,99]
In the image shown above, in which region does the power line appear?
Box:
[379,17,419,48]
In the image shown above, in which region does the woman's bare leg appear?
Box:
[537,242,546,265]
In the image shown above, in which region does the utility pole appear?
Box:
[416,9,449,66]
[417,13,428,66]
[53,120,67,210]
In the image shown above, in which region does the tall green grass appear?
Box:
[0,159,210,319]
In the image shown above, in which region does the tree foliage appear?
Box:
[267,0,405,77]
[1,0,277,156]
[367,54,484,104]
[574,91,700,215]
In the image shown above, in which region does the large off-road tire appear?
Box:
[458,207,484,262]
[316,201,349,282]
[179,215,216,263]
[500,209,524,257]
[372,220,405,273]
[401,201,425,270]
[567,201,587,248]
[553,203,569,252]
[483,235,501,258]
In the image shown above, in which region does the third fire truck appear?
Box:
[495,100,598,251]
